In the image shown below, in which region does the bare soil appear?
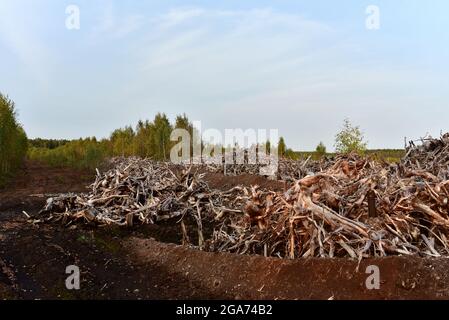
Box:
[1,161,449,300]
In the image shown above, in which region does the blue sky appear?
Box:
[0,0,448,150]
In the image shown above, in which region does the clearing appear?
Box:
[1,160,449,300]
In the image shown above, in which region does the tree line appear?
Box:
[2,92,401,179]
[28,113,399,169]
[0,93,28,185]
[28,112,294,169]
[29,138,71,149]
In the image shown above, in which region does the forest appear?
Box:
[0,93,28,185]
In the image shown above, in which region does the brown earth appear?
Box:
[1,161,449,300]
[126,238,449,300]
[0,161,93,213]
[203,172,286,192]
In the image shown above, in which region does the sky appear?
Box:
[0,0,448,151]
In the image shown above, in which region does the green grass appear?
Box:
[288,149,404,163]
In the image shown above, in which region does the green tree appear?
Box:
[278,137,286,158]
[174,113,204,159]
[110,126,135,157]
[0,93,28,184]
[174,114,193,133]
[264,140,271,155]
[334,118,367,154]
[134,120,151,158]
[152,113,172,160]
[316,141,327,156]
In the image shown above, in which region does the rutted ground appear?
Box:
[0,162,217,299]
[1,161,449,300]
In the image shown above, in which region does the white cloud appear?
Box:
[143,29,208,68]
[137,7,336,74]
[127,7,340,106]
[157,7,206,29]
[91,4,145,40]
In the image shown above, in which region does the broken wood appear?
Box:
[38,133,449,258]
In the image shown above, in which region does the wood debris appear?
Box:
[39,158,245,247]
[40,133,449,258]
[208,134,449,258]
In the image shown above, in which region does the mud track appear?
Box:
[1,161,449,300]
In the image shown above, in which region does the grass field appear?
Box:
[292,149,404,163]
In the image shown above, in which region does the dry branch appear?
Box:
[39,133,449,258]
